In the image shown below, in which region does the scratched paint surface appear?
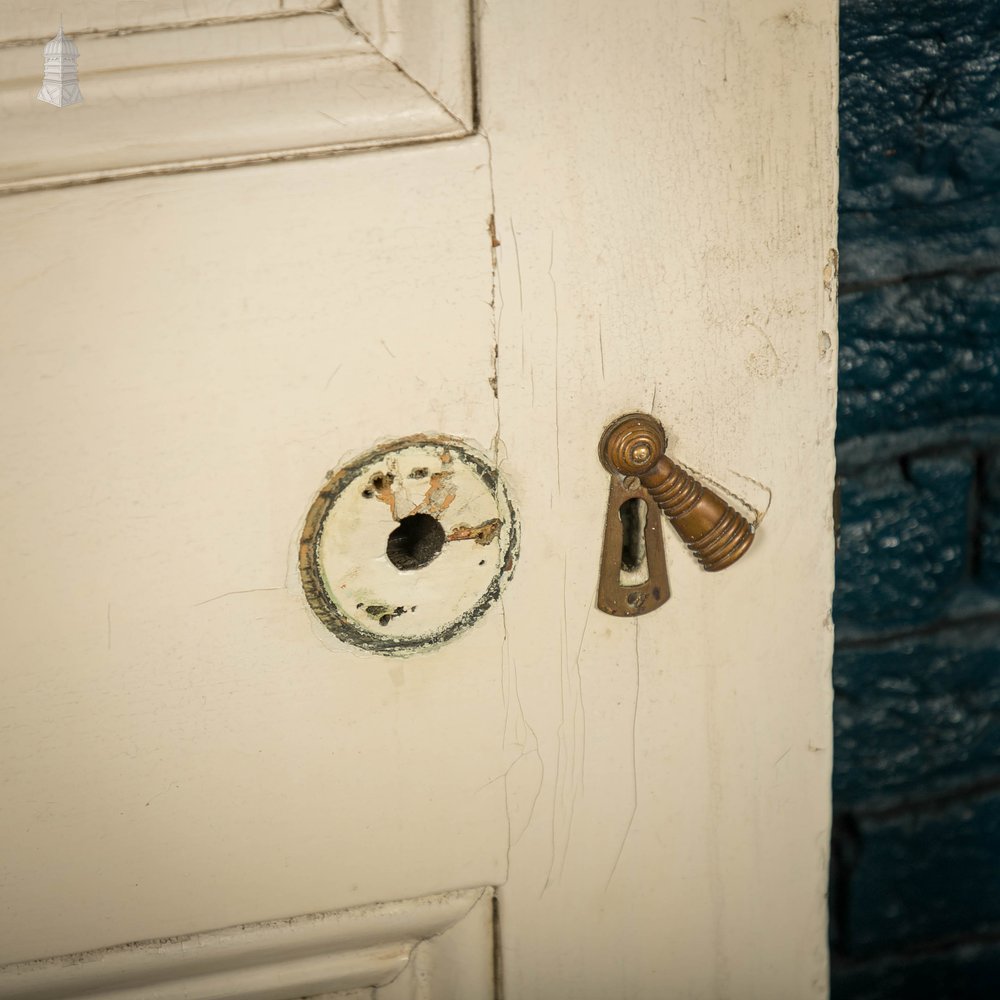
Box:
[481,1,837,997]
[300,436,518,654]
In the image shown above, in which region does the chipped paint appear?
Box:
[823,246,838,300]
[299,435,519,655]
[447,518,502,546]
[363,464,399,518]
[411,467,457,517]
[359,603,414,627]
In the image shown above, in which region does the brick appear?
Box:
[839,196,1000,286]
[841,0,1000,214]
[833,2,1000,983]
[832,940,1000,1000]
[839,272,1000,442]
[834,454,973,630]
[844,791,1000,954]
[979,450,1000,593]
[833,623,1000,808]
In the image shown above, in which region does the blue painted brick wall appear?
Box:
[846,792,1000,953]
[835,454,973,629]
[834,1,1000,995]
[839,277,1000,441]
[834,625,1000,809]
[981,451,1000,592]
[832,941,1000,1000]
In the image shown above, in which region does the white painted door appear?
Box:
[0,2,838,998]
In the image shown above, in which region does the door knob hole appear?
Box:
[386,513,446,571]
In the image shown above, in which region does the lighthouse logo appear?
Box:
[37,24,83,108]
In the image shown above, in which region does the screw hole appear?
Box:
[386,513,446,571]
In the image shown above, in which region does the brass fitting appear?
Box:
[599,413,754,572]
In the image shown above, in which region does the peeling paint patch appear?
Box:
[299,435,519,656]
[488,353,499,399]
[824,247,839,300]
[360,603,414,627]
[363,465,398,517]
[820,329,833,359]
[447,518,502,546]
[411,467,457,517]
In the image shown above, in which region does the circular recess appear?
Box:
[299,436,519,655]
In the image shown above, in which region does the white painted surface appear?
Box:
[0,888,493,1000]
[0,1,333,41]
[0,0,837,996]
[0,7,470,194]
[343,0,474,129]
[480,2,838,997]
[0,137,506,964]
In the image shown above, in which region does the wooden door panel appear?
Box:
[0,138,506,964]
[0,1,472,195]
[0,0,837,996]
[0,888,494,1000]
[480,1,837,996]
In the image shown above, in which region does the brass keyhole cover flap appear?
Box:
[599,411,667,478]
[299,434,519,656]
[597,472,671,617]
[599,412,755,574]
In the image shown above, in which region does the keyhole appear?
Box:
[386,513,446,571]
[619,497,649,585]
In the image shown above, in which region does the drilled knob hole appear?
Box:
[386,513,445,571]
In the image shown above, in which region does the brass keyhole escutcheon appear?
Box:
[597,473,670,617]
[597,412,756,616]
